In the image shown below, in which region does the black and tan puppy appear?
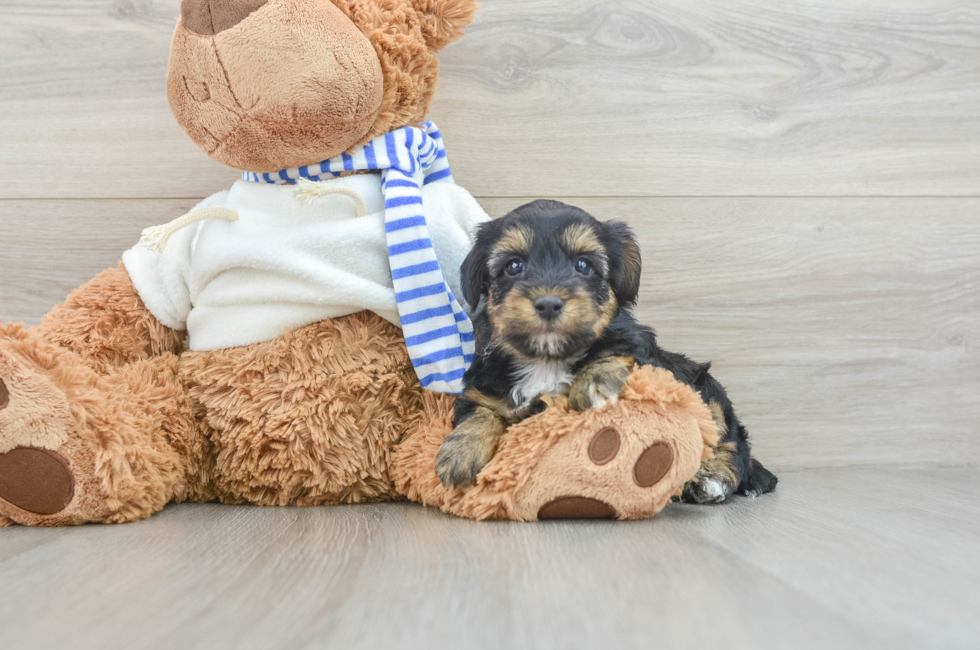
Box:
[435,200,778,504]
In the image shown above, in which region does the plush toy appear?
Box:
[0,0,715,526]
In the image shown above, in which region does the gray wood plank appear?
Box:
[0,468,977,650]
[2,196,977,469]
[1,0,979,199]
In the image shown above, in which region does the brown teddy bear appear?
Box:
[0,0,715,526]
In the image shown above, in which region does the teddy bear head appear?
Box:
[168,0,478,173]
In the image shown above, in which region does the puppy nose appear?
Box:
[533,295,565,321]
[181,0,269,35]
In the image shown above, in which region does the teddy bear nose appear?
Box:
[181,0,269,35]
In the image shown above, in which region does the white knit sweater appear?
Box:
[122,173,490,351]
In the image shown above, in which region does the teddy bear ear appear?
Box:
[411,0,480,51]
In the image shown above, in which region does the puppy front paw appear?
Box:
[569,356,634,411]
[434,408,507,488]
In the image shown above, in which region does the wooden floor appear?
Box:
[1,0,979,648]
[1,468,978,650]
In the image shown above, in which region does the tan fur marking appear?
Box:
[593,291,618,336]
[561,223,603,256]
[698,447,738,486]
[490,290,537,337]
[707,399,727,440]
[494,226,534,258]
[527,286,572,301]
[496,287,605,337]
[619,237,643,293]
[696,400,737,483]
[559,291,594,326]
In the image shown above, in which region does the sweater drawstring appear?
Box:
[140,208,239,252]
[292,179,368,217]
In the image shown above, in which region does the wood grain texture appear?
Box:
[1,0,979,199]
[2,196,978,470]
[0,468,978,650]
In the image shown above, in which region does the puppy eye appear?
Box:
[574,258,594,275]
[505,259,525,276]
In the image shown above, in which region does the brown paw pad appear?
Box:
[0,378,9,410]
[0,447,75,515]
[538,496,617,520]
[633,441,674,488]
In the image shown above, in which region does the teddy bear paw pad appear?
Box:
[538,496,617,520]
[0,447,75,516]
[0,378,9,409]
[587,427,621,465]
[633,441,674,488]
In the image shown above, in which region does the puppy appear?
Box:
[434,200,778,503]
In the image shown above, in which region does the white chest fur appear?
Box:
[509,359,575,407]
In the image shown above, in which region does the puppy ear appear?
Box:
[412,0,480,51]
[602,220,642,306]
[460,230,491,309]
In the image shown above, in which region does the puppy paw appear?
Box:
[434,408,507,488]
[681,467,737,504]
[569,356,634,411]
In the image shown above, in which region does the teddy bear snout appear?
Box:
[181,0,269,35]
[169,0,386,172]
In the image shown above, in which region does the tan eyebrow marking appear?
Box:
[561,223,603,255]
[490,225,534,267]
[496,225,533,254]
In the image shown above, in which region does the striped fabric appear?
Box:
[242,122,474,394]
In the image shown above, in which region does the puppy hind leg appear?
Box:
[681,443,739,504]
[681,399,738,504]
[738,458,779,497]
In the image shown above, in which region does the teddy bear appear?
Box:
[0,0,716,526]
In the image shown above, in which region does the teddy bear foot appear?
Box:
[394,366,718,522]
[0,382,75,519]
[0,324,185,526]
[515,421,684,521]
[0,331,104,526]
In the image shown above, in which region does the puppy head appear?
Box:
[461,200,642,359]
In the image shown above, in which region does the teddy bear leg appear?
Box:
[0,325,212,526]
[39,262,184,374]
[395,367,719,521]
[180,312,421,507]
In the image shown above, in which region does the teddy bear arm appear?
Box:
[39,262,184,375]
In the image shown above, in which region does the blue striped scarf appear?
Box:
[242,122,474,394]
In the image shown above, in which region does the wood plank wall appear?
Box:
[1,0,978,469]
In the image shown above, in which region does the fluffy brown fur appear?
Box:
[1,295,439,524]
[39,263,185,374]
[180,311,430,507]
